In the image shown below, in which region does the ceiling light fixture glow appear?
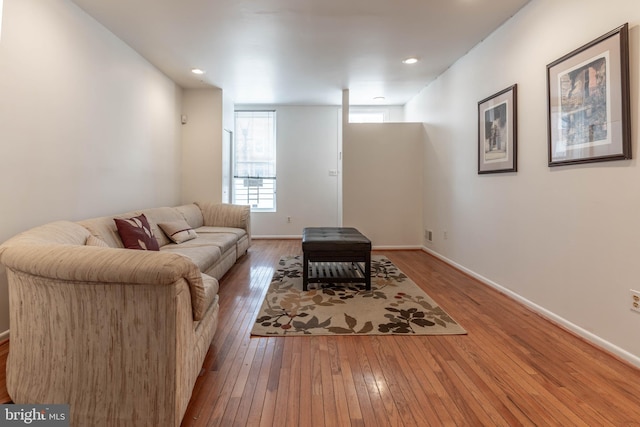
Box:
[191,68,205,75]
[402,57,419,65]
[373,96,386,101]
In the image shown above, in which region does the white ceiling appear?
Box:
[71,0,530,106]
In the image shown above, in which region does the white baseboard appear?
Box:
[253,235,302,240]
[421,246,640,369]
[252,236,423,251]
[373,245,423,250]
[0,330,9,342]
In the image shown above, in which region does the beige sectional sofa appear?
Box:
[0,201,250,427]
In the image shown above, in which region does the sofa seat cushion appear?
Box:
[196,226,247,240]
[236,235,250,257]
[197,273,219,320]
[190,231,238,254]
[161,242,222,273]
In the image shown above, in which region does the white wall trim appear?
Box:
[253,235,302,240]
[0,330,9,342]
[252,238,422,251]
[421,246,640,369]
[373,245,423,251]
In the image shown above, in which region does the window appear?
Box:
[233,111,276,211]
[348,108,388,123]
[349,111,385,123]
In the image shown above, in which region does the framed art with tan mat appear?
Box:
[547,23,631,166]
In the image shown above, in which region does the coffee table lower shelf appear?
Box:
[303,257,371,291]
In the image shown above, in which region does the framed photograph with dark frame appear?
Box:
[478,84,517,174]
[547,23,631,166]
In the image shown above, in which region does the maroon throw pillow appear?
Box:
[114,213,160,251]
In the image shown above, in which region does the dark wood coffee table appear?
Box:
[301,227,372,291]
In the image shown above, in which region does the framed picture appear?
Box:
[478,84,517,174]
[547,23,631,166]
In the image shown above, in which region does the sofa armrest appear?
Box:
[4,258,196,426]
[0,244,211,320]
[195,202,251,234]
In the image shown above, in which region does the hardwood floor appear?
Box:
[0,339,8,404]
[2,239,640,425]
[180,240,640,426]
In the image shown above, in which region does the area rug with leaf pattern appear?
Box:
[251,255,467,336]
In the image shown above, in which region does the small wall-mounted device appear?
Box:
[181,115,188,125]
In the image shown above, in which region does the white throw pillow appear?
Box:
[159,219,198,244]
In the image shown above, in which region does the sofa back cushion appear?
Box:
[80,215,131,248]
[0,221,90,254]
[136,207,184,247]
[114,214,160,251]
[175,204,204,229]
[80,207,185,248]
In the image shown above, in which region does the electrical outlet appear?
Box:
[287,216,291,223]
[443,230,448,240]
[631,289,640,313]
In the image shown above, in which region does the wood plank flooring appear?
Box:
[181,240,640,426]
[0,339,8,404]
[2,239,640,425]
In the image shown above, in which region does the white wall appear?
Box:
[0,0,183,336]
[349,105,405,122]
[343,123,424,247]
[387,106,405,122]
[181,88,224,204]
[221,93,235,203]
[238,106,341,236]
[405,0,640,364]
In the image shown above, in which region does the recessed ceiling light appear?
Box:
[191,68,205,75]
[373,96,386,101]
[402,57,419,65]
